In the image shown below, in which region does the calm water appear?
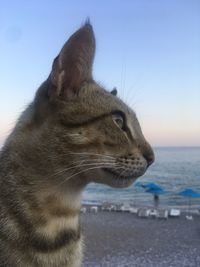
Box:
[83,147,200,208]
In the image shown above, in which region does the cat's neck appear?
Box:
[0,141,84,234]
[0,145,84,264]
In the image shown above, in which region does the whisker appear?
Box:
[46,155,115,165]
[68,152,115,159]
[68,158,115,165]
[53,162,116,177]
[57,165,116,186]
[46,152,116,164]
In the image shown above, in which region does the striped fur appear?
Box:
[0,21,154,266]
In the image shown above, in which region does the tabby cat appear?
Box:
[0,22,154,267]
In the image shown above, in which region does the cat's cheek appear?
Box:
[67,133,90,145]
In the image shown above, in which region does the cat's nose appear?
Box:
[143,151,155,167]
[141,142,155,167]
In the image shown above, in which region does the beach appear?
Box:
[82,211,200,267]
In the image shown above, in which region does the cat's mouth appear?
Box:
[88,166,146,188]
[100,167,138,188]
[103,167,135,180]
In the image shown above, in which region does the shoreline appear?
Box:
[82,202,200,215]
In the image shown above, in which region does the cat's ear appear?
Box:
[111,87,117,96]
[49,21,95,99]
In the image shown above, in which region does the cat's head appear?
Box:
[31,22,154,189]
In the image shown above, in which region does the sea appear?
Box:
[83,147,200,209]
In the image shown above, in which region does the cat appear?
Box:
[0,21,154,267]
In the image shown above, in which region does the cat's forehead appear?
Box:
[81,82,136,118]
[58,82,137,125]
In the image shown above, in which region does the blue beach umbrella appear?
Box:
[134,182,165,208]
[146,187,165,195]
[178,189,200,213]
[134,182,163,190]
[178,189,200,198]
[143,183,163,191]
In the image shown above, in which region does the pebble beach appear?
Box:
[82,211,200,267]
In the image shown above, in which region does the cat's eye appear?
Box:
[112,113,125,130]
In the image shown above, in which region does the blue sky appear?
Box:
[0,0,200,146]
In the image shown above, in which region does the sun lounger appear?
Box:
[186,215,193,220]
[138,208,150,218]
[149,209,158,218]
[120,204,132,212]
[156,209,168,219]
[114,204,124,212]
[109,205,117,211]
[169,209,181,217]
[90,206,98,213]
[81,207,87,213]
[101,204,115,211]
[129,207,138,214]
[101,204,110,211]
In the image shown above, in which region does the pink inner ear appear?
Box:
[50,23,96,98]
